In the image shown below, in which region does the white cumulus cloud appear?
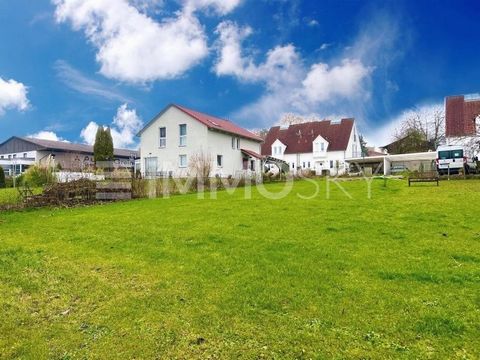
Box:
[28,131,69,142]
[214,21,372,125]
[183,0,242,15]
[302,60,372,103]
[80,121,99,145]
[0,77,29,116]
[52,0,220,83]
[80,103,143,149]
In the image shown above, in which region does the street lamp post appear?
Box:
[11,157,17,188]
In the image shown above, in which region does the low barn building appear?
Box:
[261,119,360,176]
[0,136,138,176]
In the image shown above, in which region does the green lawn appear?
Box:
[0,179,479,359]
[0,187,43,208]
[0,188,22,207]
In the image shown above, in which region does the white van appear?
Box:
[436,145,478,174]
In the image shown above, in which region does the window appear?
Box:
[23,153,27,158]
[303,162,306,168]
[0,156,3,159]
[292,163,295,169]
[321,143,325,151]
[438,151,450,159]
[8,155,11,159]
[12,154,16,158]
[330,160,334,168]
[179,154,187,168]
[217,155,223,167]
[159,127,166,148]
[308,162,311,168]
[236,138,240,149]
[145,157,158,177]
[452,149,464,159]
[232,137,235,149]
[179,124,187,146]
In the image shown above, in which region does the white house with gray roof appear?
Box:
[0,136,138,176]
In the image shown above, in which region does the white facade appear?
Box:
[269,122,360,176]
[138,106,262,177]
[0,150,37,176]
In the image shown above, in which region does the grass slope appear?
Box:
[0,179,479,359]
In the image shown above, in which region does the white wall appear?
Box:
[207,129,262,176]
[139,106,262,177]
[0,150,36,161]
[273,122,357,176]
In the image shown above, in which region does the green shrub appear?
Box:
[0,167,5,188]
[4,175,24,188]
[23,165,56,187]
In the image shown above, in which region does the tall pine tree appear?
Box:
[93,126,105,162]
[104,127,114,161]
[94,126,115,166]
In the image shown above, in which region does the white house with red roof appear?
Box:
[137,104,264,177]
[261,119,360,176]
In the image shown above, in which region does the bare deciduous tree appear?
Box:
[279,113,326,126]
[250,128,269,139]
[188,151,212,184]
[392,105,445,152]
[449,114,480,158]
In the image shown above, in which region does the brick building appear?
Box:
[445,94,480,137]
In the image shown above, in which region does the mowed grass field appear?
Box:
[0,188,22,207]
[0,179,479,359]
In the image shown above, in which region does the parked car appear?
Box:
[436,145,478,175]
[390,164,409,174]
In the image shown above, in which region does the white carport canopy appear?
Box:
[346,151,437,175]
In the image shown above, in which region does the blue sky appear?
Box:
[0,0,479,148]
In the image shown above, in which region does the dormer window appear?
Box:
[320,142,325,151]
[273,145,283,155]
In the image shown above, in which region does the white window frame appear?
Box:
[232,137,235,149]
[179,124,187,147]
[179,154,187,168]
[236,138,240,150]
[159,127,166,148]
[145,157,158,177]
[321,143,325,151]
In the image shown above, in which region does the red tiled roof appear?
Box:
[241,148,264,159]
[174,105,263,142]
[261,119,354,155]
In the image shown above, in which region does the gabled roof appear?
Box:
[137,104,263,142]
[261,119,354,155]
[0,136,138,158]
